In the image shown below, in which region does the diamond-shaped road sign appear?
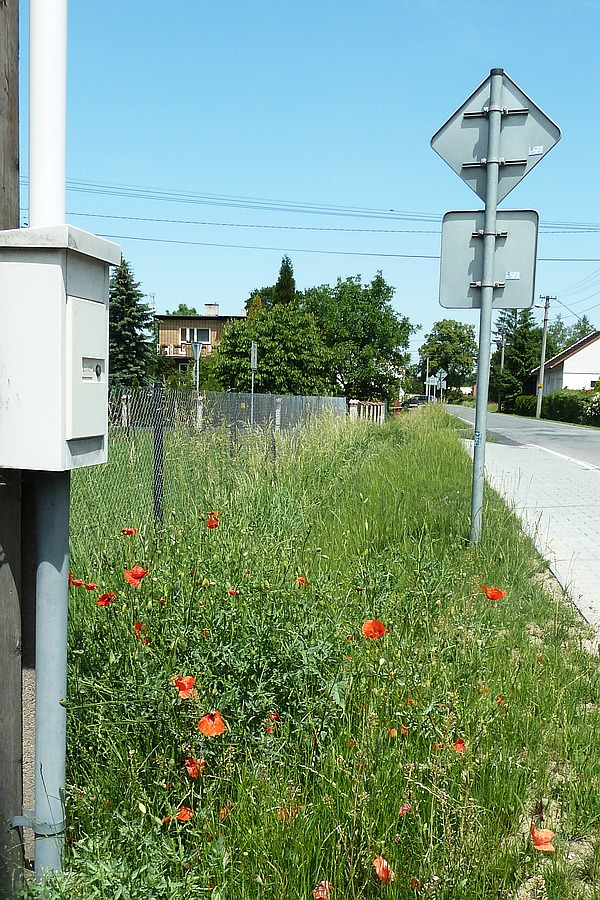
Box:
[439,209,539,309]
[431,72,561,203]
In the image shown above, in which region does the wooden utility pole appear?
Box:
[0,0,23,895]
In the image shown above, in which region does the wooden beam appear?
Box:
[0,1,23,895]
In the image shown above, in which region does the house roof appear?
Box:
[155,313,246,321]
[530,330,600,374]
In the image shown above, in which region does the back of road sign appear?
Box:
[439,209,539,309]
[431,72,561,203]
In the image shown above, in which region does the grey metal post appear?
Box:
[34,471,70,877]
[153,382,164,524]
[470,69,504,544]
[535,295,552,419]
[250,341,257,428]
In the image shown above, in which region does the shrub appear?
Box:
[543,389,591,424]
[514,395,537,417]
[585,392,600,425]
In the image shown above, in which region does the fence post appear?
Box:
[121,392,130,439]
[153,382,164,525]
[349,399,359,421]
[275,397,282,432]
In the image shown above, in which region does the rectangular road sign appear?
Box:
[439,209,539,309]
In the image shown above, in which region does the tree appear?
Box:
[215,304,329,395]
[417,319,477,389]
[565,314,595,347]
[165,303,199,315]
[109,259,154,387]
[247,292,264,320]
[273,255,297,306]
[303,273,416,400]
[489,308,543,406]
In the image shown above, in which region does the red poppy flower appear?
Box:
[227,588,240,596]
[452,738,465,753]
[398,803,412,817]
[373,856,394,883]
[96,592,116,607]
[313,881,333,899]
[361,619,389,639]
[481,585,507,601]
[184,757,205,778]
[206,511,219,529]
[198,710,227,736]
[388,728,398,738]
[124,565,148,587]
[134,621,149,644]
[295,576,307,587]
[276,805,299,823]
[69,573,86,588]
[121,527,137,535]
[84,582,99,590]
[219,800,232,820]
[431,742,444,750]
[530,822,555,851]
[401,724,409,735]
[407,697,414,706]
[172,675,197,699]
[176,806,193,822]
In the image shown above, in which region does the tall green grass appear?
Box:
[26,407,600,899]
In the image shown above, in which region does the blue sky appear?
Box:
[18,1,600,360]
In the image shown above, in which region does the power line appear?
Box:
[18,175,600,233]
[96,233,441,259]
[67,211,441,235]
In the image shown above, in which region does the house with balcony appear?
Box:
[155,303,246,371]
[531,330,600,395]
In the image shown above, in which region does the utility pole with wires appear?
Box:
[536,295,555,419]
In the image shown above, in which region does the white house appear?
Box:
[532,331,600,396]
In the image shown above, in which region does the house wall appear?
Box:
[543,366,564,395]
[157,316,239,358]
[544,340,600,394]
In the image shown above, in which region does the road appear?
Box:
[447,405,600,468]
[446,405,600,641]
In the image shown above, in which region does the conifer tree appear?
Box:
[108,259,154,387]
[272,255,297,306]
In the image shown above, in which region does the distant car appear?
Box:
[402,394,431,410]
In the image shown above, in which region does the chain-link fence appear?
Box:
[71,387,347,540]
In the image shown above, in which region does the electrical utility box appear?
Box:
[0,225,121,470]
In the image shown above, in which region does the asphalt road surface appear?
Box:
[447,406,600,469]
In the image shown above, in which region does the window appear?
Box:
[180,327,210,344]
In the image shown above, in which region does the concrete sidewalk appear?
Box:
[480,439,600,638]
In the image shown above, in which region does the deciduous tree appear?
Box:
[215,304,328,395]
[303,273,415,400]
[417,319,477,389]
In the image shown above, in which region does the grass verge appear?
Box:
[24,406,600,899]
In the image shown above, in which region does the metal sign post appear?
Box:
[432,68,561,543]
[469,69,503,543]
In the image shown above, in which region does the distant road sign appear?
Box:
[431,72,561,203]
[436,368,448,380]
[439,209,539,309]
